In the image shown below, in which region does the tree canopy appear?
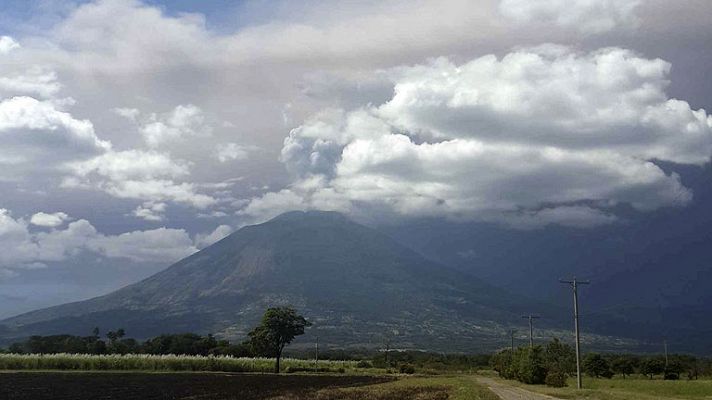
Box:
[248,306,311,373]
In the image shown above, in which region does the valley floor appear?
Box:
[2,371,711,399]
[0,371,496,400]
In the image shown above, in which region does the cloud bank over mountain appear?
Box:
[244,46,710,226]
[0,0,711,309]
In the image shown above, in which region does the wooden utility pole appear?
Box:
[560,277,590,390]
[664,339,669,368]
[509,329,516,353]
[521,314,540,348]
[384,336,392,366]
[315,336,319,372]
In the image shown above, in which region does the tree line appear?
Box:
[491,338,712,387]
[3,306,310,373]
[2,305,495,374]
[4,331,249,357]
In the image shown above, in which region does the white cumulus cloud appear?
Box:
[243,46,712,227]
[65,149,215,208]
[132,202,167,221]
[30,212,71,227]
[0,95,111,181]
[0,67,62,99]
[0,36,20,55]
[194,224,233,248]
[140,104,211,148]
[0,208,198,278]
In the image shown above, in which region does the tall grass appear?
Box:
[0,353,357,373]
[500,375,712,400]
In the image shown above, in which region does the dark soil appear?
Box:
[0,372,392,400]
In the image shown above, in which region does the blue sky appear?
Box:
[0,0,257,34]
[1,0,712,318]
[0,0,334,37]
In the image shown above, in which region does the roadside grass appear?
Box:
[495,374,712,400]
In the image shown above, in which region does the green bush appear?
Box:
[356,360,373,368]
[545,338,575,375]
[490,348,518,379]
[399,363,416,374]
[664,371,680,380]
[545,370,567,387]
[517,346,547,385]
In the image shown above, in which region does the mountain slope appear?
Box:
[382,165,712,354]
[1,211,575,351]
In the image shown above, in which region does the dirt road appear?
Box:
[477,377,559,400]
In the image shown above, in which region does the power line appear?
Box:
[521,314,540,348]
[560,277,590,390]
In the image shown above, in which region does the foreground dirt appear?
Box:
[0,372,392,400]
[476,377,559,400]
[268,385,450,400]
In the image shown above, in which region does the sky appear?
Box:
[0,0,711,318]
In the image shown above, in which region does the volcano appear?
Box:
[1,211,570,351]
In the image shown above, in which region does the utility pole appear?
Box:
[521,314,540,348]
[664,339,668,368]
[383,335,392,367]
[315,336,319,372]
[560,277,590,390]
[509,329,516,353]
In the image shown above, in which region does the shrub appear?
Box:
[545,370,567,387]
[491,348,518,379]
[356,360,373,368]
[545,338,575,375]
[664,360,684,380]
[517,346,547,384]
[399,364,416,374]
[664,371,679,380]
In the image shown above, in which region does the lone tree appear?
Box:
[248,306,311,373]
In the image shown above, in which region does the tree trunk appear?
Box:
[275,346,283,373]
